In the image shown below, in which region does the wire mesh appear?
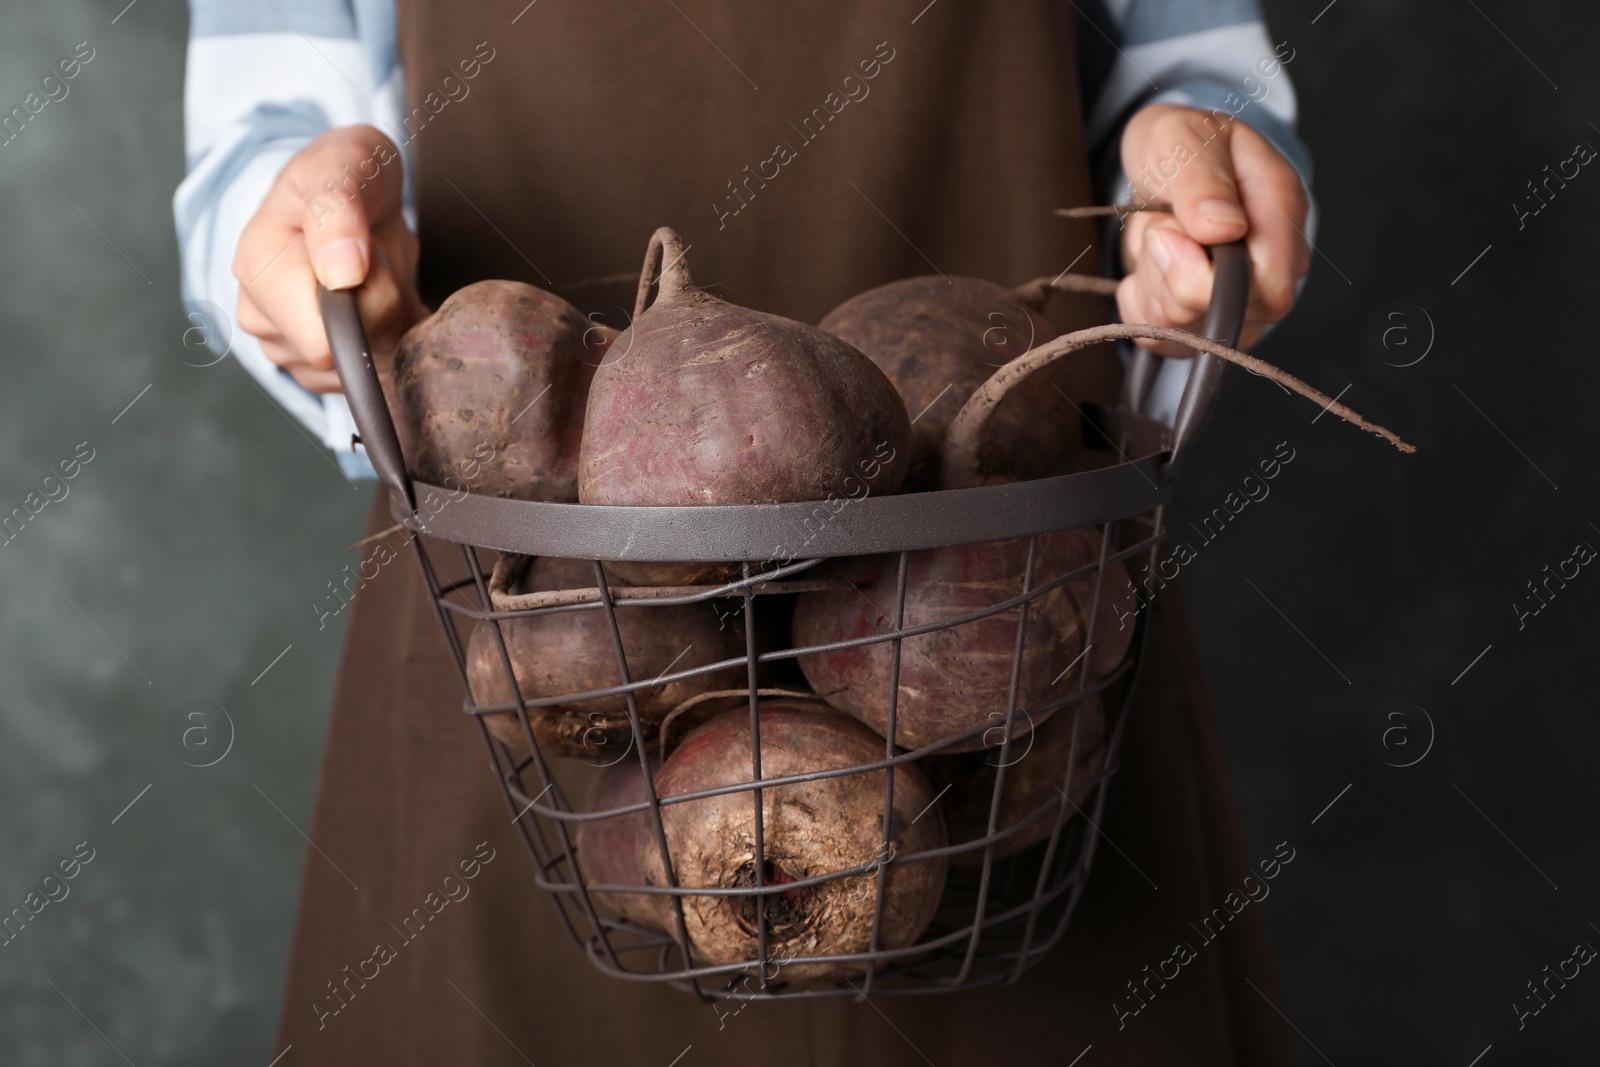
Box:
[401,426,1168,1002]
[315,238,1249,1002]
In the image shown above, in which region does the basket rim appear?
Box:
[390,407,1172,561]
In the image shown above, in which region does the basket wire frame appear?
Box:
[311,240,1247,1003]
[403,490,1168,1003]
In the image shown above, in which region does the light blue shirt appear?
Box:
[175,0,1312,479]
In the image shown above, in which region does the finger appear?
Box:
[296,369,347,394]
[1120,105,1248,246]
[351,257,406,349]
[239,222,417,375]
[258,337,342,392]
[235,287,282,348]
[291,369,347,394]
[232,189,322,363]
[241,238,338,372]
[1116,273,1191,358]
[232,201,302,305]
[1119,209,1154,274]
[1132,225,1203,329]
[284,128,406,291]
[366,224,428,365]
[246,294,341,391]
[243,257,416,391]
[359,228,426,341]
[1230,123,1311,326]
[1114,274,1147,344]
[1164,122,1250,247]
[1141,223,1215,325]
[374,208,421,281]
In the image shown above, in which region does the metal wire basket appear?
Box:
[317,242,1249,1001]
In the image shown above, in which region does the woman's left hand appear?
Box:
[1116,103,1311,356]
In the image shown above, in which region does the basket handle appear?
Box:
[318,285,417,516]
[1133,239,1250,476]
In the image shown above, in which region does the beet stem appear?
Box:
[1013,272,1119,307]
[1054,203,1173,218]
[942,322,1416,489]
[634,226,694,319]
[490,576,843,614]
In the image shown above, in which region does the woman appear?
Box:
[176,2,1312,1063]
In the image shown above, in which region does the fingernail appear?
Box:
[1145,229,1174,272]
[315,239,367,289]
[1199,198,1247,229]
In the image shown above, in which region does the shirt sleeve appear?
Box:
[1078,0,1310,174]
[173,0,407,480]
[1074,0,1316,425]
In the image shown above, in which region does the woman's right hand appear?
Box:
[232,125,427,393]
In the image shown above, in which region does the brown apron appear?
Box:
[273,3,1299,1063]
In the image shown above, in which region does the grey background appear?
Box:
[0,2,369,1064]
[0,0,1593,1063]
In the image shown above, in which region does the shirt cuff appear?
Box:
[175,118,381,478]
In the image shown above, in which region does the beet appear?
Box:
[798,310,1415,759]
[817,276,1084,492]
[794,290,1139,753]
[392,280,614,500]
[578,228,910,584]
[927,693,1107,863]
[465,556,746,760]
[792,528,1131,753]
[637,700,946,983]
[575,754,667,929]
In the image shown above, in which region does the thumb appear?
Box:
[1167,127,1249,246]
[291,130,403,290]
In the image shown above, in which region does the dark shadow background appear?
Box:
[1178,0,1600,1063]
[0,0,1594,1063]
